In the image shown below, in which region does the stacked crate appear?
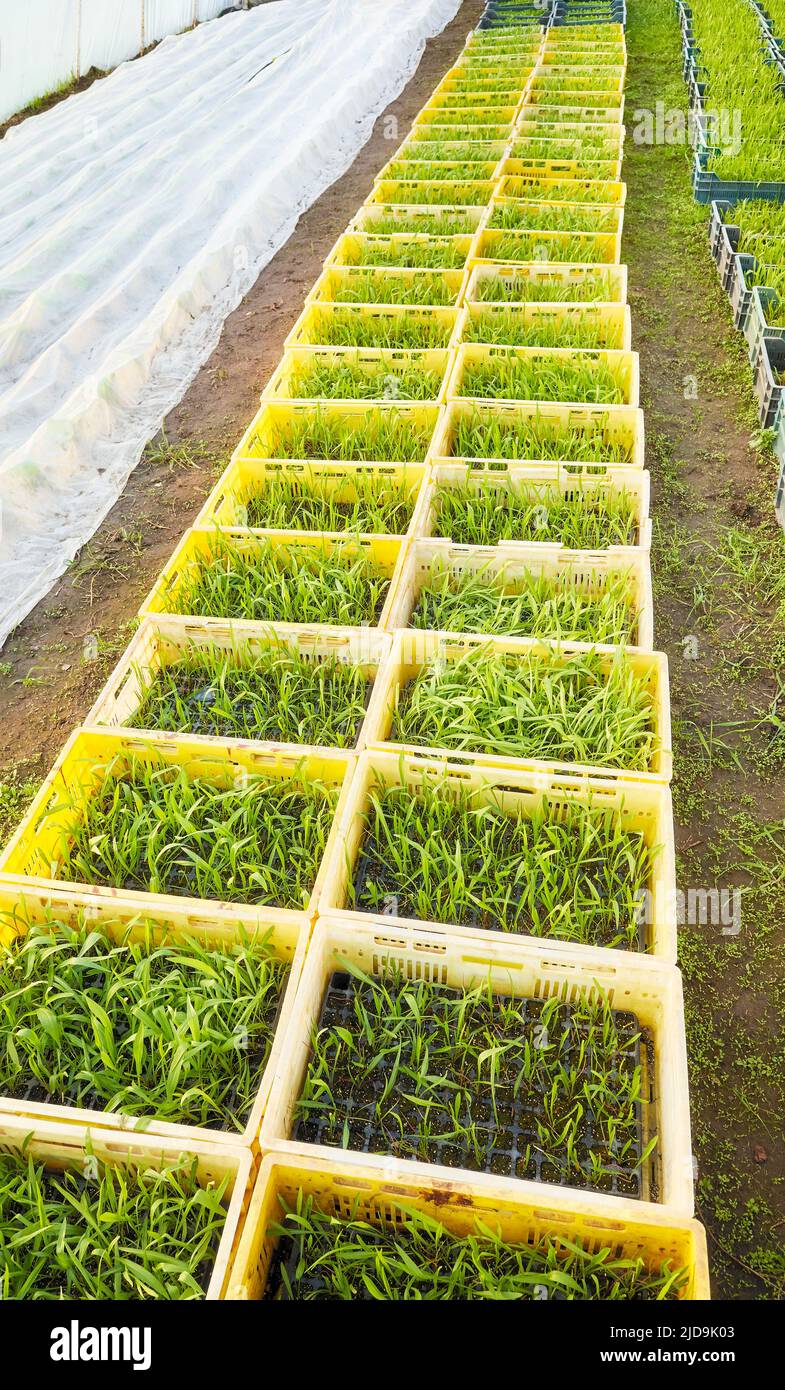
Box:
[0,17,710,1301]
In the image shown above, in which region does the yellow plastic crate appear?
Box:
[523,98,626,123]
[349,202,487,234]
[0,882,308,1150]
[413,460,651,550]
[306,265,466,309]
[284,301,460,351]
[430,399,645,471]
[502,156,624,183]
[373,155,504,185]
[474,227,623,267]
[433,71,532,95]
[513,117,625,149]
[386,535,654,649]
[140,527,408,633]
[86,614,392,755]
[232,399,441,467]
[464,260,628,305]
[323,231,475,271]
[458,301,632,351]
[416,93,521,117]
[368,180,497,208]
[259,915,690,1207]
[195,458,429,535]
[496,171,626,204]
[447,343,640,409]
[368,628,671,783]
[531,66,625,95]
[227,1151,709,1300]
[0,1113,252,1300]
[260,346,453,404]
[0,728,355,929]
[391,129,509,154]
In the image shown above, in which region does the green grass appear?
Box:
[463,307,624,349]
[267,1195,687,1300]
[410,562,638,645]
[0,1150,228,1299]
[350,780,654,948]
[269,409,432,461]
[285,357,444,400]
[306,308,453,348]
[458,353,626,405]
[171,536,392,627]
[391,645,656,770]
[330,270,459,306]
[0,920,288,1130]
[450,410,631,464]
[131,643,371,748]
[48,755,337,909]
[433,480,638,547]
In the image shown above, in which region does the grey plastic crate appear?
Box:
[744,285,785,363]
[727,253,758,332]
[753,336,785,429]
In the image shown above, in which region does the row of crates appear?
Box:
[0,17,710,1301]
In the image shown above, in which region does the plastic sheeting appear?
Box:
[0,0,461,647]
[0,1,233,123]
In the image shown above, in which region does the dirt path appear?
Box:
[625,0,785,1298]
[0,0,484,823]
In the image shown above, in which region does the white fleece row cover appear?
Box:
[0,2,233,124]
[0,0,461,649]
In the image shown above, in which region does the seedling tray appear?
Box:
[502,155,623,182]
[227,1152,709,1301]
[447,342,640,407]
[430,398,646,470]
[413,459,651,549]
[458,300,632,350]
[317,748,673,955]
[260,346,453,404]
[140,527,407,632]
[86,614,392,756]
[0,883,308,1150]
[293,970,653,1195]
[323,231,476,273]
[464,259,628,304]
[495,170,626,204]
[0,728,354,930]
[285,301,460,351]
[368,179,498,208]
[349,202,486,234]
[369,628,670,781]
[260,917,691,1211]
[232,399,441,467]
[0,1112,252,1299]
[691,149,785,206]
[474,226,623,265]
[386,532,653,646]
[196,458,427,537]
[306,265,466,308]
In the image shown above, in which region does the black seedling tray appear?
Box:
[293,972,656,1200]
